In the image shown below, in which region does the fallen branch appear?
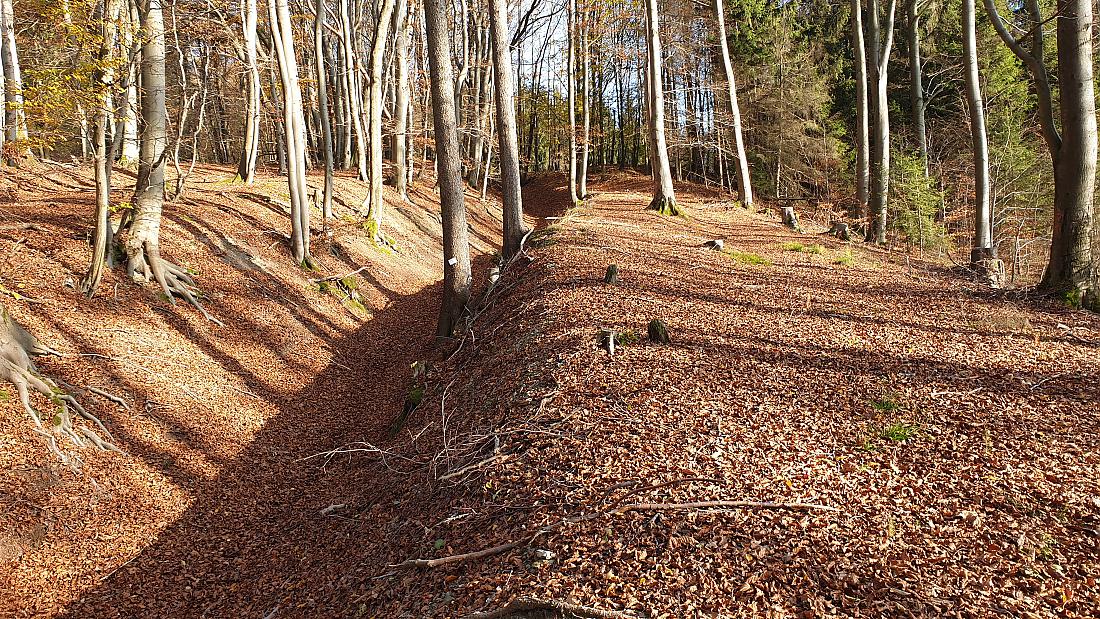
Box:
[438,452,509,482]
[611,500,840,515]
[390,540,524,570]
[465,596,640,619]
[310,266,369,284]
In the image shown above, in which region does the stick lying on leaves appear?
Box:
[465,596,641,619]
[390,497,837,572]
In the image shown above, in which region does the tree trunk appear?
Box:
[866,0,896,244]
[488,0,526,258]
[236,0,262,183]
[962,0,992,264]
[0,0,27,158]
[1044,0,1096,299]
[714,0,753,206]
[83,0,118,297]
[314,0,334,220]
[366,0,397,239]
[579,11,591,199]
[338,0,368,180]
[268,0,312,267]
[643,0,677,215]
[567,0,579,205]
[851,0,870,219]
[393,0,412,201]
[906,0,927,174]
[424,0,472,337]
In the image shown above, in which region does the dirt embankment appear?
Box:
[0,161,522,618]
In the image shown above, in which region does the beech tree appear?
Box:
[713,0,753,207]
[488,0,527,258]
[983,0,1097,302]
[643,0,678,215]
[424,0,472,336]
[864,0,896,244]
[962,0,992,267]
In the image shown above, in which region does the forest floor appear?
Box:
[2,165,1099,618]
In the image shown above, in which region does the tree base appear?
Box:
[648,196,681,216]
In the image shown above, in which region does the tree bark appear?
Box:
[488,0,526,258]
[83,0,118,296]
[0,0,27,158]
[643,0,677,214]
[314,0,334,220]
[579,7,590,199]
[906,0,927,174]
[713,0,753,206]
[851,0,870,219]
[962,0,992,264]
[366,0,397,239]
[567,0,579,204]
[393,0,412,201]
[424,0,472,337]
[866,0,896,244]
[236,0,262,183]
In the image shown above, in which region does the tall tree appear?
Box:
[983,0,1097,301]
[268,0,313,267]
[393,0,413,201]
[488,0,526,258]
[424,0,472,336]
[127,0,214,321]
[578,4,590,199]
[851,0,870,219]
[82,0,118,296]
[314,0,334,219]
[962,0,991,266]
[713,0,753,206]
[236,0,262,183]
[0,0,27,157]
[865,0,896,244]
[567,0,579,205]
[906,0,927,174]
[365,0,397,240]
[643,0,678,215]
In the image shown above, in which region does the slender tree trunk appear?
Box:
[83,0,118,296]
[906,0,927,174]
[866,0,896,244]
[338,0,368,180]
[962,0,992,264]
[851,0,870,219]
[714,0,753,206]
[393,0,412,201]
[488,0,526,258]
[268,0,312,266]
[366,0,397,238]
[237,0,262,183]
[567,0,579,204]
[0,0,27,159]
[424,0,472,337]
[579,9,590,199]
[643,0,677,214]
[315,0,334,220]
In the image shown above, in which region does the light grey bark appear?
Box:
[424,0,472,337]
[314,0,334,220]
[579,12,590,199]
[567,0,579,205]
[268,0,313,266]
[338,0,368,180]
[866,0,896,244]
[236,0,261,183]
[906,0,927,174]
[83,0,118,296]
[488,0,526,258]
[714,0,753,206]
[643,0,677,214]
[962,0,992,263]
[851,0,870,217]
[983,0,1097,300]
[0,0,27,153]
[393,0,412,201]
[366,0,397,238]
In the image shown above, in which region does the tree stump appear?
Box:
[598,328,616,355]
[781,206,801,232]
[828,222,851,241]
[604,264,619,284]
[648,319,670,344]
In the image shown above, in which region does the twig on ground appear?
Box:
[310,266,369,284]
[438,452,508,482]
[465,596,641,619]
[390,540,524,570]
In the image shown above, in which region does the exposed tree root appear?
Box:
[465,596,641,619]
[647,195,681,216]
[127,242,223,326]
[0,307,120,465]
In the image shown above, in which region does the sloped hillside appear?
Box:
[0,160,514,617]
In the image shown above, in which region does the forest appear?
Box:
[0,0,1098,617]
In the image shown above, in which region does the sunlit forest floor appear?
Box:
[2,165,1098,618]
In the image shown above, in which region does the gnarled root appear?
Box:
[0,307,120,465]
[127,240,223,326]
